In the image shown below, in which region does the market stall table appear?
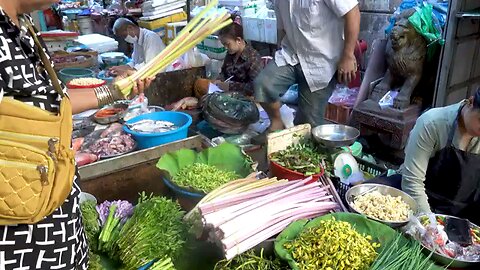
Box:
[79,134,212,202]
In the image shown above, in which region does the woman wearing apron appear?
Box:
[0,1,152,269]
[401,88,480,225]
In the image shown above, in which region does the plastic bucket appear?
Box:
[59,68,95,84]
[162,177,204,211]
[269,159,324,184]
[123,111,192,149]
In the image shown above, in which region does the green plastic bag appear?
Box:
[408,3,445,59]
[156,142,254,179]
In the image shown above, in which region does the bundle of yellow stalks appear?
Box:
[115,0,232,97]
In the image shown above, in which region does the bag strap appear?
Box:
[22,16,65,98]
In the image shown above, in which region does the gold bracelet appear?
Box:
[94,85,115,107]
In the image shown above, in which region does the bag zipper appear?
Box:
[0,159,50,186]
[0,130,59,162]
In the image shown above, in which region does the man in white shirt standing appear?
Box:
[254,0,360,131]
[110,18,166,76]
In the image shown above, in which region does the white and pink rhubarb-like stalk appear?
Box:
[190,176,340,260]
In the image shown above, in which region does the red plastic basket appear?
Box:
[269,159,324,184]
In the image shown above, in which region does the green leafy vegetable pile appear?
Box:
[80,200,100,253]
[270,141,331,176]
[149,257,176,270]
[115,194,187,269]
[172,163,239,193]
[214,249,285,270]
[87,251,103,270]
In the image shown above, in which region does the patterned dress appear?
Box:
[0,9,89,270]
[218,44,262,96]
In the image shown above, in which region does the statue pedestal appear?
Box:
[350,100,422,150]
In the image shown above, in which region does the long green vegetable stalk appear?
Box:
[369,234,442,270]
[80,201,100,253]
[115,194,187,269]
[114,0,232,97]
[149,257,176,270]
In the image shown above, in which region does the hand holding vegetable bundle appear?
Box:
[114,0,232,97]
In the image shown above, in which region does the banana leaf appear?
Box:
[274,212,443,270]
[156,142,254,179]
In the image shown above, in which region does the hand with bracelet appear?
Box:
[69,70,155,114]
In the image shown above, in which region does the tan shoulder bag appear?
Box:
[0,18,75,225]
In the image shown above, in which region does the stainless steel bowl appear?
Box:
[417,214,480,268]
[100,52,127,66]
[312,124,360,148]
[93,103,128,125]
[345,183,417,228]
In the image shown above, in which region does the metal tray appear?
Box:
[93,103,128,125]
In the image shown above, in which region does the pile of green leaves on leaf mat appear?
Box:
[173,163,239,193]
[79,194,187,270]
[156,143,254,194]
[214,249,286,270]
[275,213,444,270]
[270,140,332,176]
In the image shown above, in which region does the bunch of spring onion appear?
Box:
[96,200,134,254]
[369,234,441,270]
[189,176,340,259]
[114,0,232,97]
[115,194,187,269]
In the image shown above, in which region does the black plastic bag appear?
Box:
[202,92,260,134]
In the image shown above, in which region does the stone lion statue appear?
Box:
[371,9,427,109]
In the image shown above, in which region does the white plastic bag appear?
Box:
[280,105,295,128]
[124,94,149,121]
[379,90,399,109]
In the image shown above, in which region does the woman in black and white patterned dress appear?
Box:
[0,1,153,269]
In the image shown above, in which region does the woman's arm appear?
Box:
[68,73,154,115]
[68,88,100,115]
[401,117,438,213]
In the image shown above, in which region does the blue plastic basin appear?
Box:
[97,71,115,84]
[123,111,192,149]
